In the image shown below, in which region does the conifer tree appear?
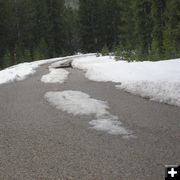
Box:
[151,0,166,59]
[0,0,8,67]
[46,0,67,57]
[134,0,153,59]
[163,0,180,58]
[79,0,100,52]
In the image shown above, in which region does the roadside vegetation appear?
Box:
[0,0,179,69]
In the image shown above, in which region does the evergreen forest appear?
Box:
[0,0,179,68]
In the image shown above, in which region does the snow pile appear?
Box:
[116,81,180,106]
[45,90,132,136]
[72,56,180,106]
[41,68,69,84]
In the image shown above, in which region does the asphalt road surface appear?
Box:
[0,63,180,180]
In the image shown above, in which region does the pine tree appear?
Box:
[63,7,80,55]
[33,38,48,60]
[163,0,180,58]
[134,0,153,60]
[103,0,123,49]
[79,0,100,52]
[46,0,67,57]
[79,0,124,52]
[2,50,11,68]
[151,0,166,60]
[32,0,50,51]
[122,0,136,50]
[0,0,8,67]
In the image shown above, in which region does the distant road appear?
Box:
[0,63,179,179]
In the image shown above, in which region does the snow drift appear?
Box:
[72,56,180,107]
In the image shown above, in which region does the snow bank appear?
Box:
[41,68,69,84]
[72,56,180,107]
[0,53,95,85]
[116,81,180,106]
[0,58,64,85]
[72,56,114,71]
[0,63,37,84]
[45,91,132,136]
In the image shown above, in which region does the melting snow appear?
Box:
[41,68,69,84]
[45,90,132,137]
[0,53,95,85]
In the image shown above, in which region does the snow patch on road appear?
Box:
[41,68,69,84]
[45,91,109,116]
[72,56,180,107]
[89,118,130,135]
[45,90,132,136]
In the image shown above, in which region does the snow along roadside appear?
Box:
[0,53,95,85]
[72,56,180,107]
[45,90,134,137]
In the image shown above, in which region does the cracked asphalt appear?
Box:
[0,63,179,179]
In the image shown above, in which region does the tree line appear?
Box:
[0,0,79,68]
[0,0,179,69]
[79,0,180,61]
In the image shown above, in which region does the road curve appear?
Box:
[0,63,179,179]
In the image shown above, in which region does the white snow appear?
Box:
[0,53,95,85]
[72,56,113,71]
[0,57,65,85]
[41,68,69,84]
[89,119,130,135]
[0,62,36,84]
[45,90,132,136]
[72,56,180,107]
[41,53,96,84]
[116,81,180,106]
[45,91,109,116]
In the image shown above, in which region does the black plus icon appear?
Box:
[165,165,180,180]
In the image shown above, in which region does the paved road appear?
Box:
[0,63,180,180]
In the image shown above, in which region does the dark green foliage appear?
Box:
[64,7,80,55]
[0,0,10,68]
[0,0,179,68]
[151,0,166,59]
[114,45,136,62]
[45,0,66,57]
[163,0,180,59]
[101,45,109,56]
[79,0,123,52]
[33,39,48,60]
[0,0,76,68]
[2,50,11,68]
[134,0,153,59]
